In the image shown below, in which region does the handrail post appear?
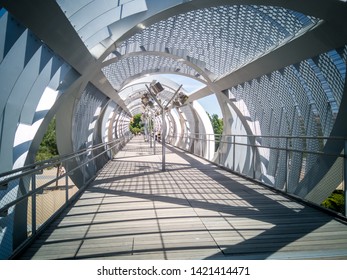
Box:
[219,134,222,165]
[208,134,211,160]
[110,143,114,159]
[162,109,166,171]
[149,117,153,148]
[285,137,289,193]
[252,135,256,179]
[65,171,69,205]
[233,135,236,171]
[154,131,156,155]
[344,140,347,217]
[153,116,156,155]
[31,173,36,236]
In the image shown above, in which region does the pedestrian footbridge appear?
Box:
[15,137,347,260]
[1,1,347,260]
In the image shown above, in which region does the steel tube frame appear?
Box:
[31,173,36,236]
[162,109,166,171]
[172,132,346,217]
[0,135,132,217]
[146,84,182,172]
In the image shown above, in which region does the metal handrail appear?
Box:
[171,133,345,158]
[0,140,116,187]
[169,132,346,217]
[173,132,347,141]
[0,133,133,259]
[0,135,132,216]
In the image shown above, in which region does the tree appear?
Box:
[209,113,223,135]
[321,190,345,215]
[35,117,59,162]
[129,113,144,134]
[208,113,223,151]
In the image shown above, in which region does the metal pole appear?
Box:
[206,134,211,160]
[233,135,236,171]
[218,135,222,165]
[153,115,156,155]
[344,140,347,216]
[252,136,256,179]
[146,83,182,172]
[65,171,69,205]
[149,116,153,148]
[162,109,166,171]
[164,85,183,107]
[31,174,36,236]
[285,137,289,193]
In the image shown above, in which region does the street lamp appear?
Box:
[172,92,188,108]
[141,93,150,106]
[145,81,183,171]
[151,81,164,94]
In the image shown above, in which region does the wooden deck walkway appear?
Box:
[19,136,347,260]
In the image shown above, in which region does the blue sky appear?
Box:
[161,74,222,117]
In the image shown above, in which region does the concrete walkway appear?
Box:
[19,136,347,259]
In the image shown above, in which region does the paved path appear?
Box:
[19,136,347,259]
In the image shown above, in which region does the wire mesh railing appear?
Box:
[169,133,346,218]
[0,134,132,259]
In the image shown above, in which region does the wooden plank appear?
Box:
[17,136,347,260]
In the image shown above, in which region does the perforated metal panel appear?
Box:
[115,5,319,78]
[102,55,200,90]
[225,47,346,195]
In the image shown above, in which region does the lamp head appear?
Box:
[151,81,164,94]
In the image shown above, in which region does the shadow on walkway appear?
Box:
[18,137,347,260]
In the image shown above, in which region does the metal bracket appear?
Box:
[0,209,8,217]
[0,183,8,190]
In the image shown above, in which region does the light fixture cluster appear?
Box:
[172,92,188,108]
[141,93,154,108]
[150,81,164,94]
[141,80,187,113]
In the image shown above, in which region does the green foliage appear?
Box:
[321,190,345,214]
[131,127,142,135]
[35,117,58,162]
[129,113,144,134]
[207,113,223,151]
[209,113,224,136]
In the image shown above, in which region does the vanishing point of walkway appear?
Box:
[19,137,347,260]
